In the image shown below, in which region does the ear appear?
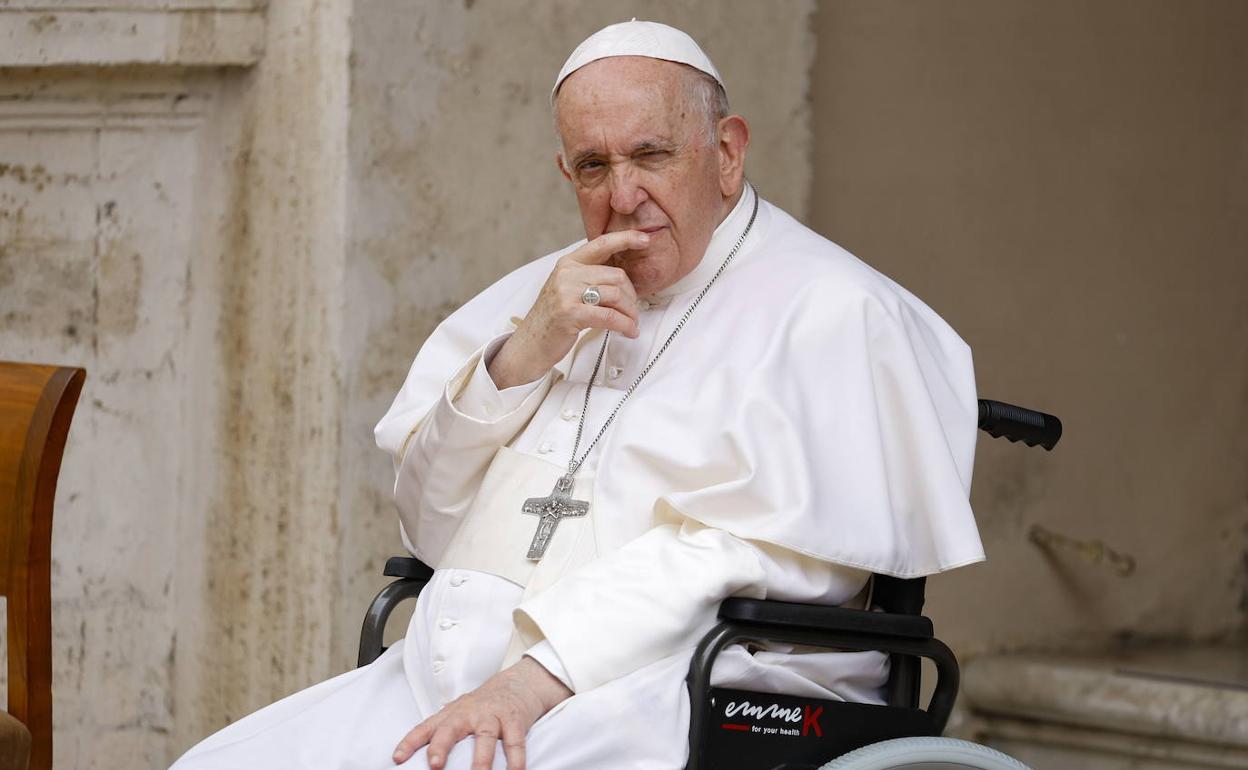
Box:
[716,115,750,197]
[556,152,573,183]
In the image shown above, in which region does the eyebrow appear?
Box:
[570,139,678,168]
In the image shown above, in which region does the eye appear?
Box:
[573,159,607,185]
[575,159,606,176]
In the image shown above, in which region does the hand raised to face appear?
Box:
[486,230,649,390]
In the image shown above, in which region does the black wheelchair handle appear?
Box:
[384,555,435,580]
[977,399,1062,451]
[357,556,434,668]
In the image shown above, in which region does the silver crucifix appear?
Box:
[522,474,589,561]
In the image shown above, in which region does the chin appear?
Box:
[622,262,664,297]
[613,251,672,297]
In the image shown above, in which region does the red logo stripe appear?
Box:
[720,723,751,731]
[802,705,823,737]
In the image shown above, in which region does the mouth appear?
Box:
[638,225,666,235]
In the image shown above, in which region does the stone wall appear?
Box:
[0,63,248,766]
[0,1,817,765]
[810,0,1248,656]
[0,0,355,762]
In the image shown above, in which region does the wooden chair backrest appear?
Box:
[0,362,85,770]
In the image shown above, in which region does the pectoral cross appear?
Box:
[522,474,589,561]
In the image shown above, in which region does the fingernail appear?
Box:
[639,233,650,243]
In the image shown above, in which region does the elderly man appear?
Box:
[172,20,980,770]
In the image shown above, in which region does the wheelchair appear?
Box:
[358,399,1062,770]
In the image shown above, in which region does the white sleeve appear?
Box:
[393,332,552,563]
[452,334,548,421]
[513,521,869,693]
[522,639,574,691]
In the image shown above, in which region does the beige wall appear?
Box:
[810,0,1248,655]
[0,1,352,764]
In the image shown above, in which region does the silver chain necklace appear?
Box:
[520,190,760,561]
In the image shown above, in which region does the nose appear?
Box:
[608,164,648,216]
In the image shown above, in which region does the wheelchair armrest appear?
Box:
[357,556,435,667]
[719,597,934,640]
[384,556,435,580]
[687,599,961,769]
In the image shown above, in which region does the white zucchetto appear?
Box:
[552,19,725,101]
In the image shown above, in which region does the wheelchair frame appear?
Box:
[358,399,1061,770]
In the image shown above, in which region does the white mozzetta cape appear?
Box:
[375,188,982,692]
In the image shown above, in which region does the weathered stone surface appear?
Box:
[183,0,351,749]
[0,2,266,67]
[0,68,229,767]
[963,648,1248,768]
[965,649,1248,747]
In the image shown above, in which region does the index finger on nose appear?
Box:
[570,230,651,265]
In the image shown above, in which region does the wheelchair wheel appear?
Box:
[819,737,1030,770]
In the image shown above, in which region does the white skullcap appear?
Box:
[552,19,724,101]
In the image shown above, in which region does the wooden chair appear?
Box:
[0,362,85,770]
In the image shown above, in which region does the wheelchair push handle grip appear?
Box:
[977,399,1062,450]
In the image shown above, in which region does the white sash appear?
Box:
[437,445,600,667]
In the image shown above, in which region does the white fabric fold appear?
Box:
[515,522,765,692]
[513,520,874,693]
[375,192,981,694]
[648,264,982,577]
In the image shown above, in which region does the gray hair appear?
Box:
[685,69,730,146]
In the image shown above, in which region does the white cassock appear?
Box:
[170,185,982,770]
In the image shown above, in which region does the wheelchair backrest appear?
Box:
[873,575,927,709]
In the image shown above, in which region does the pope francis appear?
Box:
[171,19,982,770]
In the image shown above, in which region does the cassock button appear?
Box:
[638,299,652,311]
[608,366,623,380]
[438,618,456,630]
[450,574,467,587]
[432,660,445,674]
[560,408,578,421]
[538,441,555,454]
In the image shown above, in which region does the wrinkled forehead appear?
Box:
[554,60,695,156]
[554,57,697,131]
